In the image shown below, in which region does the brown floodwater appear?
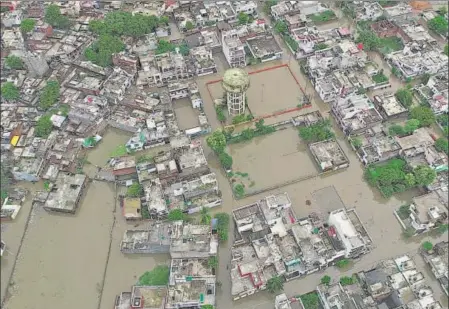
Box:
[87,127,133,167]
[173,98,201,130]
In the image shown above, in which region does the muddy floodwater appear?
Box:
[173,98,201,130]
[2,6,448,309]
[228,127,318,193]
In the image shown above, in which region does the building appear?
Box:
[414,73,448,116]
[221,29,246,68]
[383,2,414,22]
[328,208,372,258]
[101,67,135,104]
[246,34,283,63]
[374,94,408,118]
[170,221,218,258]
[396,127,434,158]
[309,139,350,172]
[332,94,383,135]
[120,223,172,254]
[114,286,167,309]
[421,241,448,296]
[169,258,216,286]
[43,173,87,214]
[122,197,142,221]
[222,68,250,116]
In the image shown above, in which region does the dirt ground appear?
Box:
[228,127,318,194]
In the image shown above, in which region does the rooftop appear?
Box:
[44,173,87,213]
[222,68,250,93]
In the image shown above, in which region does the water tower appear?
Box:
[222,68,250,116]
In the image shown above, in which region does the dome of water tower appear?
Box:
[222,68,250,93]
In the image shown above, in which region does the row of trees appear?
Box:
[206,130,233,170]
[89,11,168,38]
[298,119,334,143]
[388,119,420,137]
[365,159,436,198]
[45,5,71,29]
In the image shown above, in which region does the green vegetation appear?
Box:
[435,138,449,155]
[391,66,401,78]
[298,119,334,143]
[215,106,226,123]
[341,4,356,19]
[219,151,233,170]
[428,15,448,36]
[1,82,19,100]
[35,115,53,138]
[20,18,36,33]
[185,21,194,31]
[45,4,70,29]
[437,114,448,136]
[388,119,420,136]
[168,209,187,221]
[201,305,214,309]
[350,137,363,149]
[156,39,175,54]
[232,114,253,125]
[314,43,329,50]
[39,80,60,110]
[127,183,143,198]
[200,207,212,225]
[283,34,299,52]
[365,159,436,197]
[378,36,403,54]
[320,275,331,286]
[421,73,431,85]
[89,11,161,37]
[409,106,435,127]
[136,154,153,164]
[397,204,411,220]
[207,130,227,153]
[299,292,320,309]
[389,125,406,137]
[372,72,389,84]
[436,223,448,234]
[43,181,51,192]
[84,34,125,67]
[422,241,433,251]
[335,259,350,269]
[266,276,284,293]
[403,227,416,238]
[263,0,277,15]
[356,29,379,51]
[141,204,150,219]
[1,6,9,12]
[214,212,230,242]
[377,0,397,7]
[110,144,127,157]
[207,256,218,269]
[238,12,253,25]
[0,163,10,202]
[310,10,336,23]
[340,275,357,286]
[395,87,413,108]
[138,265,170,286]
[234,184,245,198]
[5,55,23,69]
[444,44,448,56]
[274,20,288,34]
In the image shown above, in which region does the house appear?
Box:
[101,67,135,104]
[170,221,218,258]
[374,94,408,118]
[308,139,349,172]
[383,3,414,22]
[1,9,22,27]
[222,29,246,68]
[331,94,383,135]
[43,173,87,214]
[420,241,448,296]
[112,157,138,182]
[246,34,283,63]
[407,192,448,234]
[122,197,142,221]
[415,73,448,116]
[395,127,434,158]
[115,286,167,309]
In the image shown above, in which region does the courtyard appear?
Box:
[172,98,202,130]
[227,127,318,196]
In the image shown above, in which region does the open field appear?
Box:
[228,127,318,194]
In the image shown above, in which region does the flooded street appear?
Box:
[2,7,447,309]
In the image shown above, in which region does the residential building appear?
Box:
[43,173,87,214]
[421,241,448,296]
[395,127,434,158]
[373,94,408,118]
[246,34,283,63]
[308,139,350,172]
[222,28,246,67]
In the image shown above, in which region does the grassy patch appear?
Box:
[310,10,336,23]
[379,36,404,54]
[110,144,127,157]
[138,266,169,286]
[372,72,389,84]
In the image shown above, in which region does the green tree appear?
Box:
[421,73,431,84]
[389,125,406,136]
[1,82,19,100]
[155,39,175,54]
[207,256,218,269]
[404,173,416,187]
[185,20,194,31]
[300,292,320,309]
[233,184,245,198]
[45,4,70,29]
[200,207,212,225]
[214,213,230,242]
[263,0,277,15]
[404,119,420,134]
[320,275,331,286]
[178,43,190,56]
[437,223,448,234]
[206,130,227,153]
[314,43,329,50]
[274,20,288,34]
[266,276,284,293]
[356,29,380,51]
[238,12,250,25]
[438,6,448,15]
[398,204,411,219]
[39,80,60,110]
[84,34,125,67]
[20,18,36,33]
[435,138,449,154]
[395,88,413,108]
[215,106,226,123]
[138,265,169,286]
[351,137,363,149]
[422,241,433,251]
[298,120,334,142]
[413,165,436,186]
[444,44,449,56]
[89,11,160,37]
[5,55,23,69]
[168,209,186,221]
[219,151,233,170]
[428,15,448,36]
[159,15,169,25]
[410,106,435,127]
[336,259,349,269]
[35,115,53,138]
[340,276,355,286]
[201,306,214,309]
[127,183,143,197]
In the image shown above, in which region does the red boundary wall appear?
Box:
[206,64,311,122]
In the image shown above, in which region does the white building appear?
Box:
[222,29,246,68]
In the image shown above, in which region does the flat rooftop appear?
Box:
[44,173,87,213]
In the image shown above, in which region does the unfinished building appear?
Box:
[120,223,172,254]
[170,221,218,259]
[309,139,349,172]
[43,173,87,214]
[115,286,167,309]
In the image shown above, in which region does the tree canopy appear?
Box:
[214,213,230,242]
[238,12,250,25]
[127,183,143,197]
[428,15,448,36]
[138,265,169,286]
[200,207,212,225]
[89,11,161,37]
[356,29,380,51]
[218,151,233,170]
[5,55,23,69]
[444,44,448,56]
[409,106,435,127]
[320,275,331,286]
[395,88,413,108]
[185,20,194,31]
[1,82,19,100]
[274,20,288,34]
[84,34,125,67]
[20,18,36,33]
[39,81,60,110]
[413,165,436,186]
[435,138,449,155]
[298,119,334,143]
[167,209,186,221]
[267,276,284,293]
[45,4,70,29]
[35,115,53,138]
[206,130,227,153]
[263,0,277,15]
